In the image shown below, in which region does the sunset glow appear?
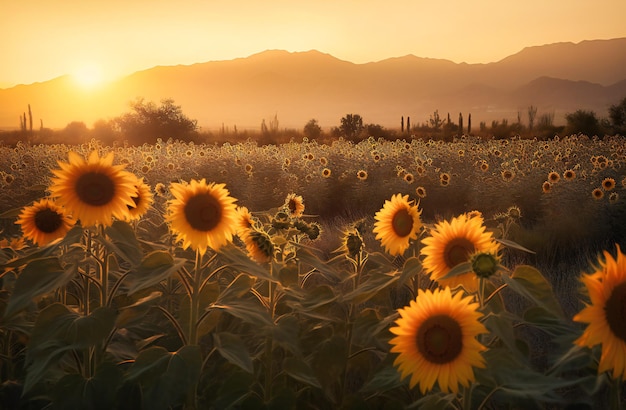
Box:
[1,0,625,88]
[71,62,105,89]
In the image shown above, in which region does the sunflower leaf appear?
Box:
[213,331,253,373]
[125,251,186,295]
[495,238,535,254]
[102,220,144,267]
[438,261,472,280]
[126,345,202,409]
[282,357,321,388]
[503,265,565,318]
[4,256,73,317]
[396,256,422,288]
[24,304,118,393]
[344,271,398,304]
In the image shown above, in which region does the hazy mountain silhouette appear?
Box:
[1,38,625,131]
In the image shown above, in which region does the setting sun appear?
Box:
[71,62,104,88]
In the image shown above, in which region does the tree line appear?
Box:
[2,96,626,147]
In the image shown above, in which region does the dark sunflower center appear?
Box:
[392,208,413,237]
[184,193,222,231]
[34,208,63,234]
[443,237,475,268]
[75,172,115,206]
[605,282,626,342]
[288,199,298,213]
[416,314,463,364]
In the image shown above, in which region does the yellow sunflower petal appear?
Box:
[389,286,487,394]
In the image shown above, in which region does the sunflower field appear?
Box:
[0,134,625,409]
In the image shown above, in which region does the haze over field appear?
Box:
[1,38,625,131]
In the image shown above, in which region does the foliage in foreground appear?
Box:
[0,139,624,409]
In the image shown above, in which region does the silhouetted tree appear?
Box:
[467,113,472,134]
[407,117,410,133]
[565,110,601,136]
[608,96,626,135]
[114,98,198,144]
[429,110,443,131]
[458,113,463,136]
[339,114,364,141]
[63,121,89,142]
[303,119,322,140]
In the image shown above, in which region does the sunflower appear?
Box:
[356,170,368,181]
[389,287,487,394]
[602,177,616,191]
[49,151,137,227]
[542,181,552,194]
[415,186,427,199]
[235,206,256,240]
[548,171,560,183]
[501,170,515,182]
[284,193,305,218]
[574,245,626,380]
[322,168,332,178]
[563,169,576,181]
[373,194,422,256]
[166,179,238,254]
[124,176,154,221]
[421,213,501,292]
[244,229,274,263]
[403,173,415,184]
[16,199,75,246]
[592,187,604,200]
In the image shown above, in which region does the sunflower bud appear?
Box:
[344,230,364,258]
[471,252,500,279]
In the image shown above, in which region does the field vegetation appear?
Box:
[0,97,625,409]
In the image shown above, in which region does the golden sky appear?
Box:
[2,0,625,88]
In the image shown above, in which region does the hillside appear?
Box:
[1,38,625,131]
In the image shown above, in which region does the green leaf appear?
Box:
[216,273,255,302]
[101,220,143,266]
[285,284,338,320]
[213,331,253,373]
[4,256,73,317]
[312,335,347,390]
[125,250,186,295]
[52,362,123,410]
[126,345,202,410]
[503,265,565,318]
[522,306,573,337]
[396,256,422,288]
[24,304,118,393]
[496,238,535,254]
[296,246,342,282]
[219,243,275,282]
[115,291,163,328]
[439,261,472,280]
[343,271,398,304]
[272,315,301,356]
[360,364,403,394]
[210,298,273,327]
[282,357,321,388]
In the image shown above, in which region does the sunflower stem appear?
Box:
[264,265,276,403]
[189,249,202,346]
[609,375,622,410]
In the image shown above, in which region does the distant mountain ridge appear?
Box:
[1,38,625,131]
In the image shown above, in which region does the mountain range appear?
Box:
[1,38,625,131]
